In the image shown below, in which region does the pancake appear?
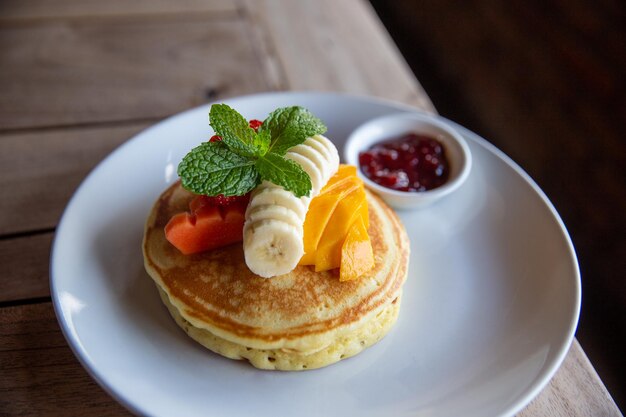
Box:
[143,181,410,370]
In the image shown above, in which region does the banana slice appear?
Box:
[289,143,330,182]
[248,183,308,219]
[246,204,303,229]
[305,137,334,167]
[243,219,303,278]
[311,135,340,168]
[285,152,323,194]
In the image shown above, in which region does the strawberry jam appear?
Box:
[358,133,449,192]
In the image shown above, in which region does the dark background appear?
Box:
[369,0,625,409]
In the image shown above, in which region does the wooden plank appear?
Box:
[242,0,435,112]
[0,233,53,303]
[519,340,622,417]
[0,123,147,235]
[0,0,237,21]
[0,303,131,416]
[0,15,270,129]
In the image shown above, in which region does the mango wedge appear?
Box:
[300,178,360,264]
[314,190,367,272]
[299,164,374,281]
[340,215,374,281]
[300,164,360,265]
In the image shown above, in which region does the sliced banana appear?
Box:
[289,143,330,182]
[311,135,340,168]
[248,183,308,219]
[246,204,302,229]
[285,152,323,194]
[305,137,334,167]
[243,219,303,278]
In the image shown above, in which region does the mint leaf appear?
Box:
[209,104,257,157]
[260,106,327,156]
[253,129,271,156]
[256,153,312,198]
[178,141,259,196]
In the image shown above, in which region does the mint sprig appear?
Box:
[256,153,312,198]
[177,104,326,198]
[208,104,258,157]
[178,141,259,196]
[261,106,327,155]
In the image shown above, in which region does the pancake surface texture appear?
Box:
[143,181,409,370]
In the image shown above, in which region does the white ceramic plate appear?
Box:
[51,92,580,417]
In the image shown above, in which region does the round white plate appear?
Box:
[51,92,580,417]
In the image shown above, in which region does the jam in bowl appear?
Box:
[344,112,471,209]
[359,132,449,192]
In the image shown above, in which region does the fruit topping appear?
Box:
[340,215,375,282]
[165,193,249,255]
[299,165,374,281]
[172,104,362,281]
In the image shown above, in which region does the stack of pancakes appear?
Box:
[143,182,409,370]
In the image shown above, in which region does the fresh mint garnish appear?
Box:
[252,129,271,156]
[261,106,327,155]
[178,104,326,198]
[256,153,312,198]
[178,141,259,196]
[208,104,257,157]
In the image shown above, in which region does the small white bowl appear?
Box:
[344,112,472,209]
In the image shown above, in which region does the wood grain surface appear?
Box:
[0,303,131,416]
[0,0,620,416]
[0,233,52,303]
[0,0,236,20]
[0,13,265,129]
[241,0,434,111]
[0,124,148,234]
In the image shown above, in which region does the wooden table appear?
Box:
[0,1,621,416]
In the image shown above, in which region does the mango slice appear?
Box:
[299,164,374,281]
[300,179,359,264]
[300,164,359,264]
[314,189,366,272]
[340,215,375,281]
